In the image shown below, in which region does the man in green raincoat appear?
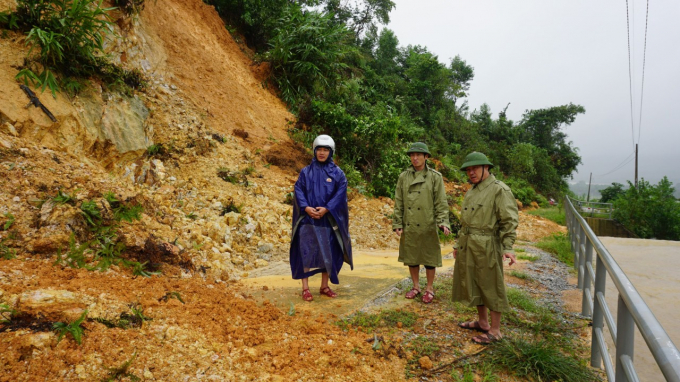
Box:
[393,142,451,304]
[453,152,519,344]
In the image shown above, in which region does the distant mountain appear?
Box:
[569,179,680,200]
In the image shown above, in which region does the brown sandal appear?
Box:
[458,321,489,333]
[422,290,435,304]
[405,287,421,299]
[472,333,503,345]
[319,286,337,298]
[302,289,313,302]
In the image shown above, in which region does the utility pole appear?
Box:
[635,143,639,189]
[587,172,592,203]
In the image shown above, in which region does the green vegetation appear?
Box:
[2,212,15,231]
[599,182,624,203]
[53,309,88,345]
[204,0,583,199]
[488,336,599,382]
[516,254,539,261]
[535,233,573,266]
[0,303,16,323]
[612,178,680,240]
[101,352,140,382]
[54,191,155,277]
[91,304,151,330]
[159,291,185,304]
[337,309,417,333]
[1,0,145,97]
[53,189,76,205]
[527,206,566,225]
[506,288,539,313]
[0,237,16,259]
[509,270,531,280]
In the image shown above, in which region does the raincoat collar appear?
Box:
[406,162,431,174]
[474,173,496,190]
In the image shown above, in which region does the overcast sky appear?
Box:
[385,0,680,186]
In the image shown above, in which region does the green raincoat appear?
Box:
[452,174,518,312]
[392,164,450,267]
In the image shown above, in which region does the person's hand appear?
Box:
[453,248,458,259]
[504,252,516,266]
[439,226,450,235]
[316,207,328,218]
[305,206,320,219]
[395,228,403,236]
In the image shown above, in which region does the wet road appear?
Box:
[598,237,680,381]
[241,247,454,318]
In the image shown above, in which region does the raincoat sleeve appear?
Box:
[324,172,348,212]
[495,185,519,254]
[294,170,310,211]
[433,175,450,229]
[392,174,404,230]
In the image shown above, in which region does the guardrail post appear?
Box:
[591,255,606,369]
[581,239,593,316]
[615,295,635,382]
[577,225,585,286]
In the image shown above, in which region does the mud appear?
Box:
[242,246,455,318]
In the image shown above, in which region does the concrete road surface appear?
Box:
[598,237,680,381]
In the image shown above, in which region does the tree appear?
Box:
[266,8,358,107]
[599,182,625,203]
[324,0,395,38]
[613,178,680,240]
[517,103,585,178]
[447,55,474,106]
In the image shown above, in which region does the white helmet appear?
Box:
[312,134,335,152]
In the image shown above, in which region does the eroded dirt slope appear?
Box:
[0,0,566,380]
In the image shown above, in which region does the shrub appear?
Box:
[4,0,144,96]
[53,310,88,345]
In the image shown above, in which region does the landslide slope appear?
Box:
[0,1,565,380]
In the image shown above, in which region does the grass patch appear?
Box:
[487,335,600,382]
[506,288,539,313]
[508,270,531,280]
[527,206,566,225]
[516,254,539,262]
[337,309,418,333]
[535,233,574,266]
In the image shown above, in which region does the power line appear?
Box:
[637,0,650,145]
[625,0,636,150]
[598,151,635,177]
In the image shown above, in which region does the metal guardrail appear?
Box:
[572,198,614,219]
[565,196,680,381]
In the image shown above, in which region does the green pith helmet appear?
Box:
[460,152,494,170]
[406,142,431,156]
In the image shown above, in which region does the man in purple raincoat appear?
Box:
[290,135,353,302]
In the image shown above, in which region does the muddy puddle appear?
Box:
[241,246,455,318]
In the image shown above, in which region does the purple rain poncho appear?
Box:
[289,151,353,284]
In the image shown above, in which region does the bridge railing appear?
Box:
[565,196,680,382]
